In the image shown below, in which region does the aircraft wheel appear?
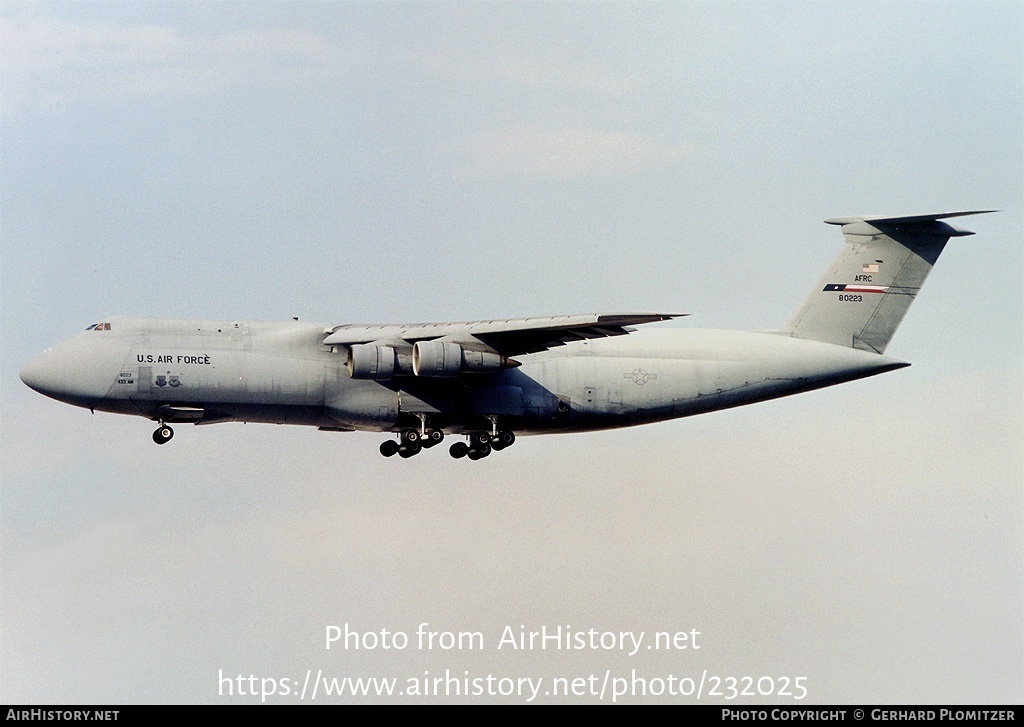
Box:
[399,442,421,458]
[472,432,491,447]
[153,425,174,445]
[498,431,515,447]
[426,429,445,446]
[449,442,469,459]
[380,440,401,457]
[401,430,420,445]
[469,443,491,459]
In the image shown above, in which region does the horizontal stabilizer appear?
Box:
[823,210,998,226]
[822,211,997,240]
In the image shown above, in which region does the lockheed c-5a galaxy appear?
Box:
[21,211,992,461]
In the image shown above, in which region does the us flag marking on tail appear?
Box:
[823,284,888,294]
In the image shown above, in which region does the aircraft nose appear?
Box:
[20,349,67,398]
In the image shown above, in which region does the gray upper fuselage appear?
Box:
[20,315,908,436]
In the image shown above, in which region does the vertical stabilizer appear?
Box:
[783,211,994,353]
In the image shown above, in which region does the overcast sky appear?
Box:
[1,1,1021,704]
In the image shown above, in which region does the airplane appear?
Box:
[20,210,993,461]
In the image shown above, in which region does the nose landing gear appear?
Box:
[152,424,174,445]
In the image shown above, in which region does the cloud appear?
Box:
[0,16,340,118]
[443,125,693,179]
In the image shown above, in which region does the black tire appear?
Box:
[380,440,400,457]
[401,430,420,445]
[421,429,444,448]
[449,442,469,459]
[473,432,491,447]
[399,442,421,458]
[152,426,173,445]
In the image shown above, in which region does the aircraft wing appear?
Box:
[323,312,684,356]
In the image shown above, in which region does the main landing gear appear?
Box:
[378,415,516,460]
[379,419,445,459]
[152,423,174,445]
[448,430,515,460]
[449,415,516,461]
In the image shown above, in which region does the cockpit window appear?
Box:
[86,322,111,331]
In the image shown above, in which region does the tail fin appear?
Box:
[783,211,995,353]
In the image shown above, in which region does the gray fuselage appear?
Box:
[20,316,908,437]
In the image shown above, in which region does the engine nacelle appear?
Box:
[412,340,514,377]
[347,344,396,380]
[460,349,511,373]
[412,340,461,377]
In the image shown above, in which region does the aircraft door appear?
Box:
[569,385,602,425]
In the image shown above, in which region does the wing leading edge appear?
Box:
[323,312,684,356]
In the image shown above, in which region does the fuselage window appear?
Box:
[87,322,111,331]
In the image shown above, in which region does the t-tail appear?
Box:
[783,211,995,354]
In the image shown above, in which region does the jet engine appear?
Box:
[412,340,461,377]
[412,340,515,377]
[347,344,396,380]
